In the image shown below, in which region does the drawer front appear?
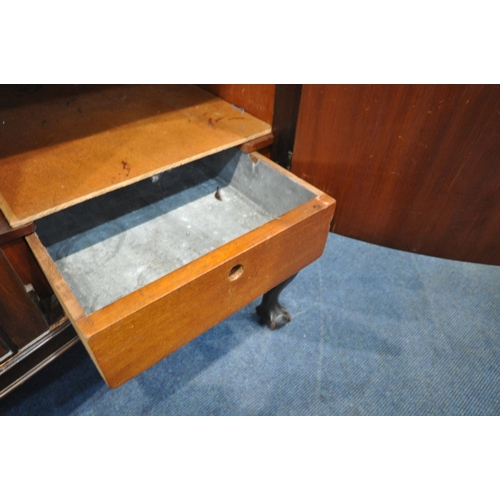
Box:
[26,152,335,388]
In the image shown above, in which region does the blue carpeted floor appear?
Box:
[1,233,499,415]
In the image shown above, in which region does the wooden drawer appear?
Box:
[26,149,335,387]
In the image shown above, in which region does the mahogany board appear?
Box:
[198,84,276,124]
[292,84,500,265]
[0,85,271,228]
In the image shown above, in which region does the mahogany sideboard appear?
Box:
[0,84,334,396]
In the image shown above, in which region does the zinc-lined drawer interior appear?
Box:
[35,149,316,315]
[26,149,335,387]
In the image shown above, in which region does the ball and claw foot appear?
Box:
[256,301,292,330]
[256,274,297,330]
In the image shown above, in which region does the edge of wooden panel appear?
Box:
[250,151,335,200]
[0,195,20,229]
[23,233,110,380]
[5,131,273,229]
[240,133,275,153]
[25,233,86,322]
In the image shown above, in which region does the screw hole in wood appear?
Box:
[228,264,244,281]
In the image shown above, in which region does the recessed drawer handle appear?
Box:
[228,264,244,281]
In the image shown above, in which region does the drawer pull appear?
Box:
[228,264,244,281]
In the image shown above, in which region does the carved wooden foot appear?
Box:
[256,274,297,330]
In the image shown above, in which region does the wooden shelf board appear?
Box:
[0,85,271,228]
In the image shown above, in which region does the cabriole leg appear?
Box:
[256,273,298,330]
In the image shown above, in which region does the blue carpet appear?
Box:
[1,233,499,415]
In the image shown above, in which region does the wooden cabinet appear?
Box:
[0,85,334,393]
[292,84,500,265]
[0,212,76,397]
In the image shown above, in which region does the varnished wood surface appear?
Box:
[0,85,271,228]
[2,238,53,301]
[25,233,87,322]
[28,154,335,388]
[0,332,10,360]
[0,321,78,399]
[0,249,48,349]
[0,211,35,245]
[292,84,500,265]
[198,85,276,124]
[239,133,274,153]
[0,84,113,111]
[1,209,51,299]
[270,85,303,169]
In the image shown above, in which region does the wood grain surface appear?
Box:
[0,211,35,245]
[0,210,52,300]
[292,84,500,264]
[25,233,87,322]
[0,85,271,227]
[2,238,53,301]
[270,85,303,169]
[0,321,77,399]
[240,133,274,153]
[0,249,48,349]
[198,85,276,124]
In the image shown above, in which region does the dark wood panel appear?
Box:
[270,85,302,169]
[292,84,500,265]
[239,133,274,153]
[0,211,36,245]
[0,330,11,362]
[2,239,54,300]
[0,249,48,349]
[0,211,51,299]
[0,85,115,111]
[0,322,78,399]
[198,85,276,124]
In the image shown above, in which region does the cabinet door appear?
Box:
[291,84,500,265]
